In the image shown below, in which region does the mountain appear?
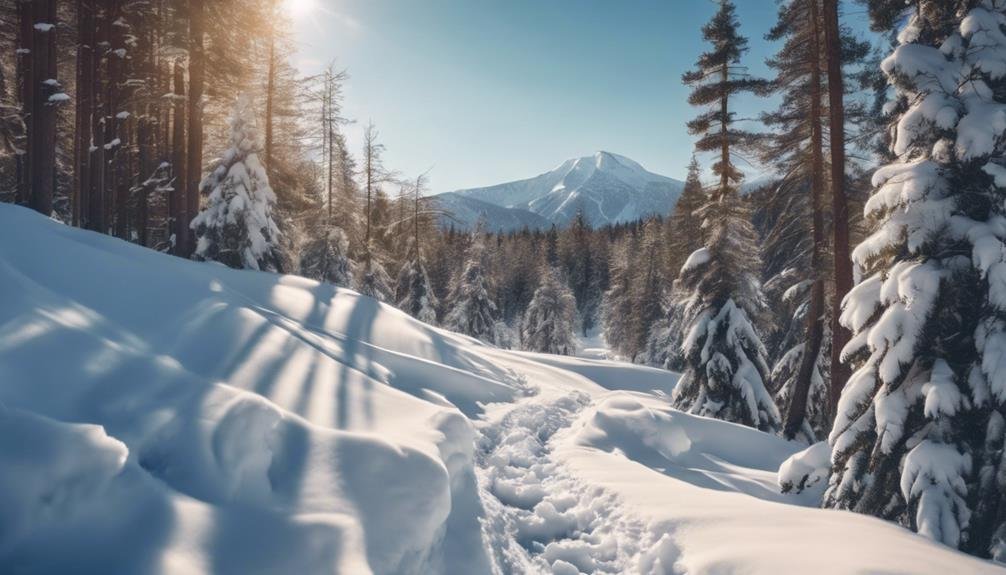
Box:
[433,151,685,229]
[432,192,551,232]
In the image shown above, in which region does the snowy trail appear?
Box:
[475,389,652,575]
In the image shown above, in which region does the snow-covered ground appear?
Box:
[1,204,1002,574]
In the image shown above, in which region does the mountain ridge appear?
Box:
[432,151,685,230]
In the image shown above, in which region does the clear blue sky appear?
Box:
[291,0,873,192]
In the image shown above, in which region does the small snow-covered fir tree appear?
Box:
[300,223,353,287]
[825,1,1006,559]
[444,228,500,344]
[521,267,577,355]
[356,251,394,303]
[395,238,438,324]
[672,0,779,432]
[191,96,283,272]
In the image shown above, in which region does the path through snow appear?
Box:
[475,389,659,575]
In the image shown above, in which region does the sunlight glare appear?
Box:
[286,0,317,18]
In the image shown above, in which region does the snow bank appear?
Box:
[558,392,1005,575]
[0,205,514,574]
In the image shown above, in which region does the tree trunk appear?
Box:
[265,0,276,179]
[29,0,57,217]
[184,0,205,257]
[73,0,95,227]
[16,0,33,207]
[784,0,827,440]
[824,0,851,420]
[171,59,186,253]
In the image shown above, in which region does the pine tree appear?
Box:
[665,156,706,280]
[190,96,283,272]
[760,0,829,441]
[672,0,778,432]
[444,226,500,344]
[521,266,577,355]
[601,239,635,359]
[825,1,1006,559]
[396,238,438,324]
[300,224,353,287]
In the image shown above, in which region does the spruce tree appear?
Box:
[521,266,577,356]
[191,96,284,272]
[665,156,707,280]
[300,224,353,287]
[444,227,501,344]
[672,0,779,432]
[396,238,438,324]
[826,1,1006,559]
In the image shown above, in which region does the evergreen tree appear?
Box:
[300,224,353,287]
[760,0,830,440]
[826,1,1006,559]
[601,240,636,359]
[444,226,500,344]
[521,266,577,355]
[665,156,706,280]
[191,96,283,272]
[396,238,438,324]
[672,0,778,432]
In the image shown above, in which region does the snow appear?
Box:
[1,204,1003,574]
[442,151,685,228]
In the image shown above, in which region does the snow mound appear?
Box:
[0,205,516,574]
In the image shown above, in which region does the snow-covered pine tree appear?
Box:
[521,266,577,355]
[190,96,284,272]
[396,238,438,324]
[300,224,353,287]
[826,0,1006,559]
[672,0,779,432]
[444,226,500,344]
[356,253,394,302]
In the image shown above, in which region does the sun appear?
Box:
[285,0,317,18]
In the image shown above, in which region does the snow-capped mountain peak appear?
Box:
[433,151,684,229]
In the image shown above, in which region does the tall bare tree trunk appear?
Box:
[184,0,204,257]
[171,59,186,253]
[73,0,94,227]
[29,0,57,216]
[784,0,826,440]
[823,0,851,419]
[16,0,33,207]
[264,0,276,179]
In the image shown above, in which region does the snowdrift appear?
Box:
[0,205,516,574]
[1,204,1002,574]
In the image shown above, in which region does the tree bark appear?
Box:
[29,0,57,217]
[784,0,828,440]
[184,0,205,257]
[265,0,276,179]
[73,0,95,227]
[16,0,33,207]
[171,59,186,253]
[824,0,851,420]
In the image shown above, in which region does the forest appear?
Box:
[4,0,1006,571]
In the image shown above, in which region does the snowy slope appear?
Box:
[432,192,551,232]
[437,152,684,228]
[1,204,1002,574]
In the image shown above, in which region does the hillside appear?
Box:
[0,205,1002,575]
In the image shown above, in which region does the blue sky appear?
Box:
[291,0,874,192]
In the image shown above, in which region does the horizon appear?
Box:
[291,0,875,193]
